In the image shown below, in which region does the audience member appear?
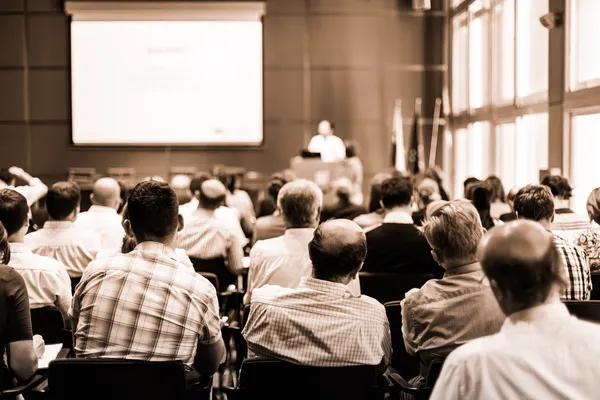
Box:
[499,187,519,222]
[320,178,367,221]
[0,221,40,388]
[0,190,71,322]
[177,179,245,286]
[25,182,101,278]
[423,167,449,201]
[343,140,364,205]
[513,185,591,300]
[362,176,441,276]
[243,219,391,367]
[575,187,600,271]
[72,180,226,376]
[251,178,286,246]
[0,166,47,206]
[170,174,193,207]
[465,181,499,230]
[541,175,590,244]
[412,177,441,226]
[485,175,512,219]
[75,177,124,249]
[431,220,600,400]
[402,200,504,386]
[256,174,287,218]
[353,173,391,229]
[246,180,360,303]
[218,172,254,236]
[462,177,481,198]
[178,173,208,216]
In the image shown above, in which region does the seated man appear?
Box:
[541,175,590,244]
[320,178,367,222]
[25,182,101,279]
[177,179,245,287]
[362,176,442,277]
[514,185,591,300]
[402,200,504,384]
[0,190,71,321]
[75,177,124,250]
[243,219,391,367]
[0,166,47,206]
[71,180,226,377]
[353,173,392,229]
[251,178,286,246]
[431,220,600,399]
[246,180,360,303]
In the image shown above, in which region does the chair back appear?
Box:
[70,277,81,295]
[190,257,236,289]
[563,300,600,322]
[30,307,66,345]
[237,358,383,399]
[359,272,432,306]
[48,358,187,400]
[384,301,419,379]
[591,272,600,300]
[198,272,220,293]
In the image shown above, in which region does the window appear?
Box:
[569,0,600,89]
[571,113,600,214]
[516,0,548,99]
[452,122,492,198]
[452,14,468,114]
[494,122,517,190]
[514,113,548,187]
[492,0,514,104]
[453,128,468,198]
[469,2,490,109]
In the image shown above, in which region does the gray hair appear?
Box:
[421,200,483,263]
[278,179,323,228]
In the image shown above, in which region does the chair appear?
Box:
[591,272,600,300]
[359,272,433,305]
[47,359,192,400]
[190,257,237,290]
[384,301,420,380]
[30,307,71,348]
[198,272,220,294]
[0,374,45,399]
[388,357,445,400]
[563,300,600,322]
[224,358,385,400]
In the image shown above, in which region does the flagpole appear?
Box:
[415,98,426,172]
[429,97,442,168]
[392,99,406,172]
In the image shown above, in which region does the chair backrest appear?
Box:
[30,307,65,345]
[198,272,220,293]
[48,358,187,400]
[563,300,600,322]
[384,301,420,379]
[238,358,383,399]
[189,257,236,289]
[420,357,446,399]
[360,272,432,306]
[591,272,600,300]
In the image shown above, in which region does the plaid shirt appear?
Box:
[243,277,391,367]
[71,242,221,367]
[553,234,592,300]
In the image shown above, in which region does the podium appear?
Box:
[290,157,354,191]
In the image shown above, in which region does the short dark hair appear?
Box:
[345,141,358,158]
[0,190,29,237]
[485,175,506,202]
[308,225,367,280]
[267,178,285,201]
[541,175,573,200]
[126,180,179,241]
[513,185,554,221]
[0,169,14,186]
[380,176,412,208]
[0,221,10,265]
[46,182,81,220]
[190,172,212,195]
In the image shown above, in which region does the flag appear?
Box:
[391,99,406,172]
[407,99,425,174]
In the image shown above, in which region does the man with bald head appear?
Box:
[431,220,600,400]
[177,179,244,288]
[75,177,124,250]
[243,219,391,367]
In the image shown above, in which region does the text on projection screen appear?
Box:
[70,21,263,146]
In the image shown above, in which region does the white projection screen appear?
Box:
[66,2,265,146]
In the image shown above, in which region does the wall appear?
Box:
[0,0,445,183]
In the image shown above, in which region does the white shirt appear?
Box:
[8,242,72,317]
[246,228,360,303]
[0,178,48,206]
[75,205,124,250]
[180,200,247,246]
[431,302,600,400]
[25,221,102,278]
[243,277,391,367]
[307,134,346,163]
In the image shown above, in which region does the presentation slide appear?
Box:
[70,21,263,146]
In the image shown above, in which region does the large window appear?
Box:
[452,14,469,114]
[492,0,514,104]
[452,122,491,198]
[494,122,517,189]
[571,113,600,214]
[516,0,548,99]
[469,2,490,109]
[569,0,600,90]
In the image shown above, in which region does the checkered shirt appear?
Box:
[243,277,392,367]
[554,234,592,300]
[71,241,221,367]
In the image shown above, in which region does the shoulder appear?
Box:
[358,294,387,313]
[29,253,68,272]
[251,235,283,255]
[444,333,503,366]
[251,284,296,303]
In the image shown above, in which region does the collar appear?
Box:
[502,302,569,331]
[9,242,31,254]
[299,276,357,298]
[87,205,118,214]
[383,210,414,224]
[0,181,14,190]
[444,261,482,277]
[43,220,74,229]
[134,241,178,262]
[284,228,315,239]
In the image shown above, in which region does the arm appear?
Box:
[400,297,418,356]
[55,267,73,325]
[225,235,244,275]
[194,290,226,375]
[9,167,48,206]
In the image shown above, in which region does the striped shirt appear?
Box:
[553,233,592,300]
[243,277,391,367]
[71,241,221,367]
[25,221,102,278]
[551,209,590,245]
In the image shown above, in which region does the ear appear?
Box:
[177,214,184,232]
[379,200,385,209]
[90,193,94,203]
[488,278,504,304]
[123,219,134,237]
[430,249,442,266]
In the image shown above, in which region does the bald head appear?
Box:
[479,220,564,314]
[308,219,366,283]
[170,174,192,205]
[91,178,121,209]
[199,179,226,210]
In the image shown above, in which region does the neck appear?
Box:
[311,272,354,286]
[136,236,175,247]
[505,291,562,317]
[443,259,478,271]
[537,219,552,230]
[8,233,25,244]
[386,205,412,214]
[554,199,570,210]
[50,216,75,223]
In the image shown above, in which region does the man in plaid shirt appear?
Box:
[71,180,225,377]
[513,185,592,300]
